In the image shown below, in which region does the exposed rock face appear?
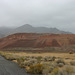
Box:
[0,33,75,50]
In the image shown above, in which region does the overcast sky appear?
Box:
[0,0,75,32]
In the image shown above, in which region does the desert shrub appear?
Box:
[49,66,55,73]
[58,63,64,67]
[42,64,61,75]
[28,64,43,74]
[26,66,30,73]
[51,63,58,68]
[42,68,50,75]
[20,63,26,68]
[65,66,74,75]
[4,54,18,60]
[69,51,73,54]
[17,57,25,65]
[43,56,56,62]
[42,64,50,74]
[31,56,37,59]
[29,59,37,64]
[43,56,51,61]
[42,63,54,73]
[50,56,56,61]
[51,67,59,75]
[36,56,42,63]
[20,61,33,68]
[70,61,75,66]
[41,62,51,67]
[24,56,30,61]
[56,59,65,65]
[24,61,32,66]
[0,51,2,55]
[0,52,7,57]
[0,52,19,61]
[51,67,67,75]
[57,69,67,75]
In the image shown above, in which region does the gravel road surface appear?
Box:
[0,56,31,75]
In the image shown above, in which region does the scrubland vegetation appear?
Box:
[0,51,75,75]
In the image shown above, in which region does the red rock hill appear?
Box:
[0,33,75,50]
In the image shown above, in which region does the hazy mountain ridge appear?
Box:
[0,24,72,38]
[9,24,72,34]
[0,33,5,38]
[0,27,14,38]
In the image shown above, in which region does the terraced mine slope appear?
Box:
[0,33,75,52]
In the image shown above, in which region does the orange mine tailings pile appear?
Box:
[0,33,75,51]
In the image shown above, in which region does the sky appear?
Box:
[0,0,75,32]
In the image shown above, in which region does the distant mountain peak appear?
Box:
[21,24,33,28]
[0,24,72,38]
[9,24,72,34]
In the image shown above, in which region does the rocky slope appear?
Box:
[0,33,75,52]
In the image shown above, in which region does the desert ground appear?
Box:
[0,51,75,75]
[7,52,75,61]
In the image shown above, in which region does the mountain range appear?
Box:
[0,24,72,38]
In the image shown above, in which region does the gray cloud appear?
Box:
[0,0,75,33]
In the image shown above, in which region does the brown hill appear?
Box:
[0,33,75,52]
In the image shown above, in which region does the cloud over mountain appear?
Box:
[0,0,75,33]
